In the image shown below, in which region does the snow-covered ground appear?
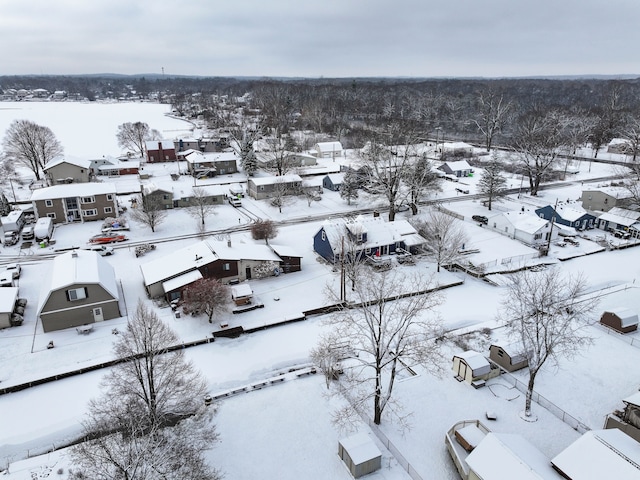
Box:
[1,102,640,478]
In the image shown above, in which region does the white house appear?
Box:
[312,141,343,159]
[489,211,555,247]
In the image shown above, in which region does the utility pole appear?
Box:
[340,236,346,302]
[544,198,559,256]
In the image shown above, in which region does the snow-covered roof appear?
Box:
[320,216,424,255]
[551,429,640,479]
[184,150,237,164]
[0,287,18,313]
[467,433,559,480]
[325,173,345,184]
[442,160,472,171]
[141,240,283,287]
[607,207,640,220]
[140,241,217,287]
[597,210,639,227]
[145,140,175,150]
[162,269,203,293]
[453,350,491,375]
[141,182,171,196]
[604,307,638,327]
[231,282,253,299]
[44,155,92,170]
[315,141,343,153]
[249,174,303,186]
[553,204,591,221]
[443,142,473,150]
[30,182,116,201]
[501,211,549,234]
[97,160,140,171]
[623,391,640,407]
[269,244,302,258]
[338,432,381,465]
[207,240,282,262]
[583,186,633,199]
[38,250,118,315]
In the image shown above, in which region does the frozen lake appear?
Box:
[0,101,195,158]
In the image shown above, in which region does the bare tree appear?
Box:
[183,278,230,323]
[129,193,168,233]
[512,109,567,196]
[478,154,508,210]
[401,153,440,215]
[251,218,278,244]
[621,114,640,162]
[473,89,511,152]
[319,269,444,425]
[301,182,321,206]
[261,135,295,176]
[116,122,159,158]
[70,301,220,479]
[412,209,468,272]
[187,187,217,229]
[360,130,410,222]
[1,119,63,181]
[499,268,598,418]
[269,178,293,213]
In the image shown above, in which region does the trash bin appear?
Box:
[175,311,181,318]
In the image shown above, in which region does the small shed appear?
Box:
[338,432,381,478]
[452,350,499,388]
[0,287,19,329]
[489,343,528,372]
[600,308,639,334]
[231,282,253,306]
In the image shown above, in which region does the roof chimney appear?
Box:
[227,239,232,247]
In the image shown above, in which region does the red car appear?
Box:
[89,233,128,244]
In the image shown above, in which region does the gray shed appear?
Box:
[338,432,381,478]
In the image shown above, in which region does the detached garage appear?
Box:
[600,308,639,334]
[338,432,381,478]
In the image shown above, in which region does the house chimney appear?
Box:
[227,239,232,247]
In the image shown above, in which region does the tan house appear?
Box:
[581,187,634,213]
[38,250,121,332]
[30,183,118,224]
[43,156,93,185]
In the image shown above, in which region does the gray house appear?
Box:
[38,250,120,332]
[247,174,302,200]
[43,156,92,185]
[30,183,118,224]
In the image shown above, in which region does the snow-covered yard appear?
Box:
[2,102,640,478]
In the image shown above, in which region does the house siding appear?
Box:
[40,284,120,332]
[45,163,91,185]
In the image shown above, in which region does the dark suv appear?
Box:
[472,215,488,225]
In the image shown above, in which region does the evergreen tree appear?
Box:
[0,192,10,216]
[239,136,258,176]
[478,156,508,210]
[339,170,360,205]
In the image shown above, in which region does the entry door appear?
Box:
[245,267,252,280]
[92,307,104,322]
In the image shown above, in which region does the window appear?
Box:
[47,213,56,219]
[67,287,87,301]
[81,196,95,204]
[534,233,542,240]
[104,207,113,214]
[321,231,326,241]
[163,194,170,200]
[365,248,371,254]
[106,194,113,201]
[259,186,264,191]
[223,263,230,271]
[45,200,53,207]
[82,209,97,216]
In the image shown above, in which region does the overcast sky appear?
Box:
[2,0,638,79]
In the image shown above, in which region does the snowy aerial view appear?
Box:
[2,1,640,478]
[0,96,639,480]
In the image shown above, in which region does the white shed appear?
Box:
[338,432,381,478]
[453,351,498,388]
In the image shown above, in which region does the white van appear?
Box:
[34,217,54,241]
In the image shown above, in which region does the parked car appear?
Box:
[3,231,19,246]
[89,233,128,244]
[21,225,35,240]
[5,263,21,279]
[456,187,470,194]
[84,245,115,256]
[472,215,488,225]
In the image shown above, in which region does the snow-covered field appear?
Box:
[1,102,640,479]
